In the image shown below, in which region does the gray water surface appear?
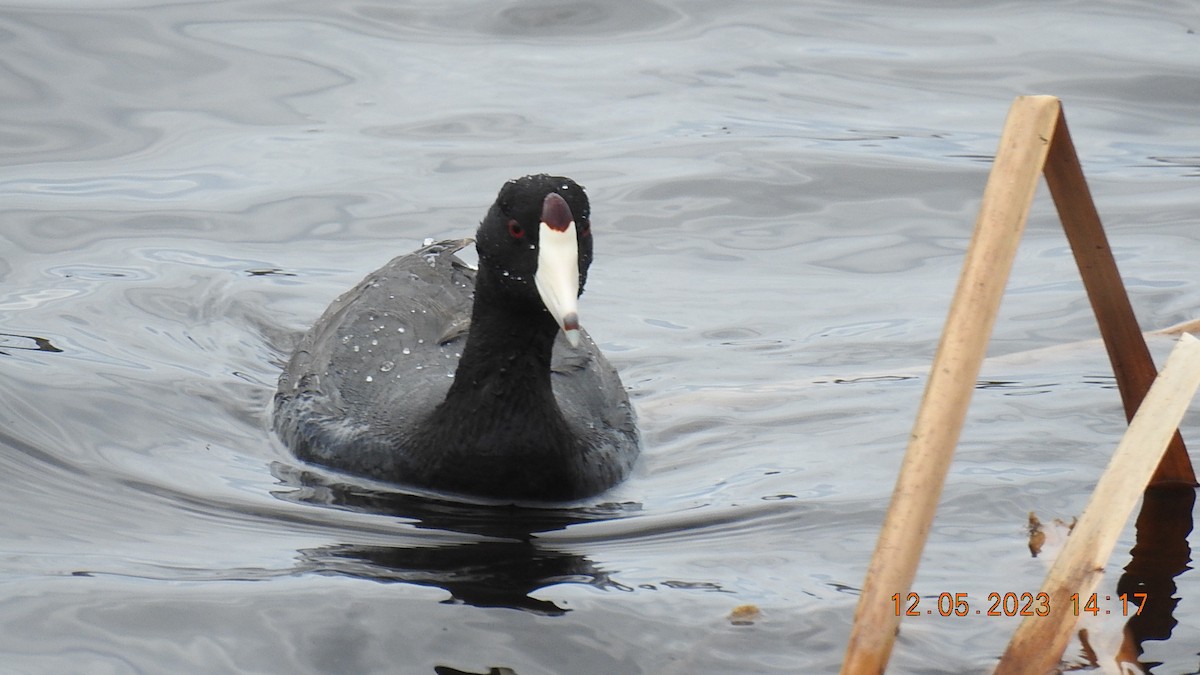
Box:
[2,1,1199,673]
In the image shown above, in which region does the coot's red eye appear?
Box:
[507,219,524,238]
[578,218,591,237]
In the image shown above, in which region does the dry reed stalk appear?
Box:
[841,95,1062,674]
[994,333,1200,673]
[1043,110,1195,485]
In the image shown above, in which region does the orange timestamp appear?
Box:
[891,592,1148,617]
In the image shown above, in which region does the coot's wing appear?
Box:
[274,239,475,468]
[550,330,640,485]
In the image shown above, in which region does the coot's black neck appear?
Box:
[410,265,581,497]
[447,265,561,400]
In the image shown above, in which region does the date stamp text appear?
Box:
[891,592,1147,617]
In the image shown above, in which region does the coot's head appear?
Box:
[475,174,594,345]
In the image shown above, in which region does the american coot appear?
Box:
[274,175,640,501]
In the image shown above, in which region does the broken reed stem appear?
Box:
[1042,109,1195,485]
[994,333,1200,673]
[840,96,1063,674]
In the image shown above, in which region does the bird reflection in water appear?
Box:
[271,462,640,615]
